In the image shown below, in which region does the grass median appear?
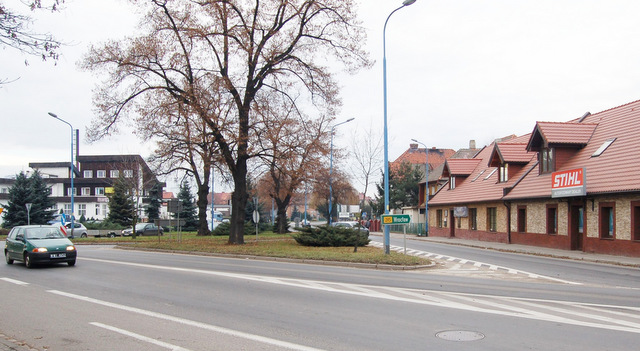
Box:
[72,232,430,267]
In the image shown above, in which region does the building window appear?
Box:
[81,187,91,196]
[449,176,456,190]
[84,170,93,178]
[487,207,497,232]
[437,210,443,228]
[95,205,100,216]
[96,187,105,196]
[67,187,77,197]
[599,202,615,239]
[469,208,477,230]
[517,206,527,233]
[546,204,558,234]
[540,148,555,174]
[443,210,448,228]
[124,169,134,178]
[78,204,86,217]
[64,203,73,215]
[499,164,509,183]
[632,201,640,241]
[110,170,120,178]
[97,170,106,178]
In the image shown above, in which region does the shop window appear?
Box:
[599,202,615,239]
[546,204,557,234]
[487,207,497,232]
[469,208,477,230]
[517,206,527,233]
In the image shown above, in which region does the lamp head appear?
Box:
[48,112,58,118]
[402,0,417,6]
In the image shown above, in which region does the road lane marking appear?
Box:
[0,277,29,285]
[368,241,581,284]
[49,290,325,351]
[91,322,192,351]
[76,257,639,334]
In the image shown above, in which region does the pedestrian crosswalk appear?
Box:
[368,241,581,285]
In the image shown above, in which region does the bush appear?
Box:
[212,222,264,236]
[293,226,370,247]
[0,228,9,236]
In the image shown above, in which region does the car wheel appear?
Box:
[81,233,87,238]
[24,253,34,269]
[68,259,76,266]
[109,233,115,238]
[5,251,13,265]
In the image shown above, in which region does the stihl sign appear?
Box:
[551,168,586,198]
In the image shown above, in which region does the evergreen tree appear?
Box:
[145,182,162,222]
[2,172,31,227]
[290,206,301,221]
[371,162,422,215]
[28,170,55,225]
[173,180,198,231]
[107,177,134,226]
[1,171,55,227]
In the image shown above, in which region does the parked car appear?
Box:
[122,223,164,236]
[332,221,370,235]
[63,222,88,238]
[4,225,77,268]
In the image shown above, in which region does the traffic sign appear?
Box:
[381,214,411,224]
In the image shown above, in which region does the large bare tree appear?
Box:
[349,122,383,214]
[255,95,331,233]
[82,0,370,244]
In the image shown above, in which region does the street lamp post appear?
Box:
[383,0,417,254]
[48,112,75,237]
[412,139,429,236]
[329,118,355,225]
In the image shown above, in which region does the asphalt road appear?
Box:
[1,242,639,350]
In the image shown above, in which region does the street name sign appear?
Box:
[381,214,411,224]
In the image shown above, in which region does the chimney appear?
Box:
[469,140,476,149]
[410,143,419,150]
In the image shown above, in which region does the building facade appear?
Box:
[426,99,640,257]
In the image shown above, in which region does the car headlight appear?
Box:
[66,246,76,251]
[33,247,48,253]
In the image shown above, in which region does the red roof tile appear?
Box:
[527,121,597,150]
[444,159,482,176]
[505,99,640,199]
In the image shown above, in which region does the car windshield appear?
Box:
[135,223,150,230]
[25,227,65,239]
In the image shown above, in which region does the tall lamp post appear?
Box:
[48,112,75,237]
[412,139,429,236]
[329,117,355,225]
[383,0,417,254]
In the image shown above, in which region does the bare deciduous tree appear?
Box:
[349,122,383,214]
[82,0,371,244]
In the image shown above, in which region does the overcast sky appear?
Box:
[2,0,640,194]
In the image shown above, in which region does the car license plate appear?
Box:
[50,253,66,258]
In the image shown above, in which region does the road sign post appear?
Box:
[381,214,411,254]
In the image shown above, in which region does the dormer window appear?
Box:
[499,164,508,183]
[540,147,555,174]
[449,176,456,189]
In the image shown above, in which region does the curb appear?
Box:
[115,245,435,270]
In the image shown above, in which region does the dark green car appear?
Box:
[5,225,77,268]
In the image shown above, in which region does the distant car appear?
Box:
[4,225,77,268]
[122,223,164,236]
[332,221,370,235]
[63,222,88,238]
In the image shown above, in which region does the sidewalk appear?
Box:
[371,232,640,268]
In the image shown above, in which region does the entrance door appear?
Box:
[569,205,584,251]
[449,209,455,237]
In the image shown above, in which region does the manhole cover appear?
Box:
[436,330,485,342]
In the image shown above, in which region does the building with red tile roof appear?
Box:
[425,99,640,257]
